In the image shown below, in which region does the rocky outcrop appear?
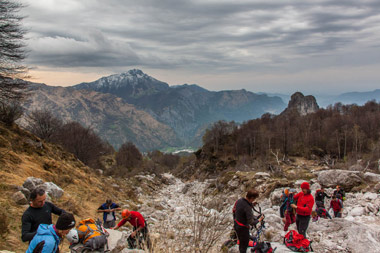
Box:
[13,191,28,205]
[19,177,64,200]
[282,92,319,116]
[317,170,363,190]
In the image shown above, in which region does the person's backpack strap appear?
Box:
[32,241,45,253]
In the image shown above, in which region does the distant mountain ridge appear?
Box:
[73,69,286,147]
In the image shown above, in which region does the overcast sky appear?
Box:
[21,0,380,95]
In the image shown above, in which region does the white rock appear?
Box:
[23,177,44,191]
[43,182,64,199]
[363,192,378,200]
[13,191,28,205]
[363,172,380,182]
[317,170,362,189]
[351,206,365,217]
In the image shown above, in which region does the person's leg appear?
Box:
[326,211,332,219]
[235,225,249,253]
[334,211,338,217]
[296,215,300,232]
[284,212,291,231]
[297,215,311,238]
[291,213,296,224]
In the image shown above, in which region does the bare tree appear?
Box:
[26,109,63,141]
[116,141,142,169]
[0,0,28,101]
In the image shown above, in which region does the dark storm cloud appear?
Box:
[22,0,380,72]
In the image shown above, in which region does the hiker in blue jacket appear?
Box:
[97,199,121,228]
[26,212,75,253]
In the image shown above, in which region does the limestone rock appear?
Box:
[270,188,284,206]
[282,92,319,116]
[254,172,270,179]
[20,187,31,200]
[43,182,64,199]
[363,172,380,183]
[349,164,365,171]
[363,192,378,200]
[317,170,362,190]
[23,177,44,191]
[350,206,365,217]
[13,191,28,205]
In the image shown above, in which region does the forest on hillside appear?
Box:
[199,101,380,171]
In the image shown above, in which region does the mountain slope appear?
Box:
[22,83,180,151]
[73,70,286,146]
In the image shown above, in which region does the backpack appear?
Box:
[76,218,108,250]
[284,230,313,252]
[252,241,275,253]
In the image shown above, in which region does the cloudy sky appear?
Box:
[21,0,380,95]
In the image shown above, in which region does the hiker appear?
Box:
[315,187,331,204]
[113,209,151,249]
[315,200,332,220]
[97,199,121,228]
[22,188,65,242]
[291,182,314,238]
[333,185,346,201]
[26,212,76,253]
[66,218,108,251]
[280,189,296,231]
[233,189,264,253]
[329,195,343,218]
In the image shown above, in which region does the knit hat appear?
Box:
[56,213,76,230]
[301,182,310,190]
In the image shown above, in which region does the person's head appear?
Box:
[55,212,76,237]
[30,188,46,208]
[321,187,325,192]
[336,185,340,190]
[106,199,112,207]
[332,194,337,200]
[300,182,310,194]
[246,189,259,203]
[121,209,131,220]
[284,188,289,196]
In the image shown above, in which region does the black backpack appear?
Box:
[252,241,275,253]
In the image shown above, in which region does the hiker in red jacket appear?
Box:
[329,195,343,218]
[291,182,314,238]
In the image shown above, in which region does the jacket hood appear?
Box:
[36,224,59,240]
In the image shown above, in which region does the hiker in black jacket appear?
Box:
[233,189,264,253]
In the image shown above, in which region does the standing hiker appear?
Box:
[329,195,344,218]
[315,187,331,204]
[333,185,346,201]
[97,199,121,228]
[281,189,296,231]
[26,212,75,253]
[113,209,151,249]
[21,188,65,242]
[233,189,264,253]
[291,182,314,238]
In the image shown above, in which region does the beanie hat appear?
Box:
[301,182,310,190]
[56,212,76,230]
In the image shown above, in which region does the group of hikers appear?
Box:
[233,183,346,253]
[21,188,150,252]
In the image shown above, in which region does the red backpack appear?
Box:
[284,230,313,252]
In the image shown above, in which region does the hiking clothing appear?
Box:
[301,182,310,190]
[98,202,120,224]
[333,211,342,218]
[117,211,146,229]
[333,189,345,200]
[127,224,151,249]
[233,198,259,228]
[316,207,332,219]
[329,199,343,212]
[104,220,115,229]
[21,202,64,242]
[26,224,60,253]
[284,211,296,231]
[296,214,310,238]
[293,192,314,216]
[315,190,331,202]
[234,224,250,253]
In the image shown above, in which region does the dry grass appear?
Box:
[0,123,137,251]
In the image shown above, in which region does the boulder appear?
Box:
[23,177,44,191]
[363,172,380,183]
[349,164,365,171]
[20,187,31,200]
[13,191,28,205]
[254,172,271,179]
[43,182,64,199]
[350,206,365,217]
[365,203,377,214]
[310,183,321,192]
[270,188,284,206]
[317,170,362,190]
[228,179,240,190]
[363,192,378,200]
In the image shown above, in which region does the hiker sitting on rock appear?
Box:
[113,209,151,250]
[329,194,343,218]
[22,188,65,242]
[97,199,121,228]
[280,188,297,231]
[26,212,76,253]
[233,189,264,253]
[291,182,314,238]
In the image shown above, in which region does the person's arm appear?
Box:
[325,193,331,199]
[113,218,127,229]
[41,240,57,253]
[113,204,121,212]
[49,202,65,215]
[296,198,314,214]
[97,205,110,213]
[21,213,36,242]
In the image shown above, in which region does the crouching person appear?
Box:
[66,218,108,251]
[27,212,76,253]
[113,209,151,250]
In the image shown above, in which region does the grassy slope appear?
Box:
[0,123,137,252]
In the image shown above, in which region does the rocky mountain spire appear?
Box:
[282,92,319,116]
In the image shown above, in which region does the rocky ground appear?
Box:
[110,164,380,253]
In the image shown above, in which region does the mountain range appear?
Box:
[22,69,286,151]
